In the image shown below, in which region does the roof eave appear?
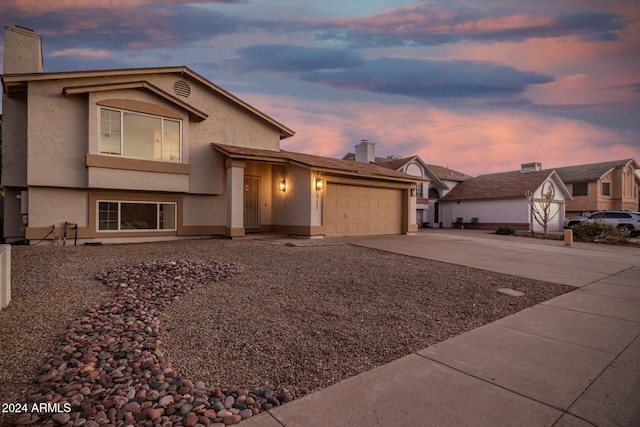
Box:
[2,66,295,138]
[63,80,209,121]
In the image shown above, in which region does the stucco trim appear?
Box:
[63,81,208,121]
[226,227,245,237]
[178,225,226,236]
[86,154,191,175]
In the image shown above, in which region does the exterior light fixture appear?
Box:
[278,179,287,192]
[315,178,324,191]
[410,187,417,197]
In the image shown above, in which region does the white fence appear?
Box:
[1,245,10,309]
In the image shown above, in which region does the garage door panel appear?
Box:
[325,183,402,237]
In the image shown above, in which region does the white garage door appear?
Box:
[324,184,403,237]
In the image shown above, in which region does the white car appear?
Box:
[563,210,640,237]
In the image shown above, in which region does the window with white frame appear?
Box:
[100,108,181,161]
[98,201,177,231]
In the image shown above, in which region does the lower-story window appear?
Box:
[98,201,176,231]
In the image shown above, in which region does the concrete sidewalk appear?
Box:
[242,230,640,426]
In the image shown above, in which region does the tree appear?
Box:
[525,181,559,237]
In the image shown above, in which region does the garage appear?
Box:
[324,183,403,237]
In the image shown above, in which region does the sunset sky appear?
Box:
[1,0,639,176]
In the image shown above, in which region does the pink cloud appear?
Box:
[242,93,639,177]
[1,0,235,13]
[49,48,111,58]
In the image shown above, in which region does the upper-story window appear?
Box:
[572,182,588,196]
[100,108,181,162]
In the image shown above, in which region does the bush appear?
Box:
[571,221,629,244]
[495,225,516,235]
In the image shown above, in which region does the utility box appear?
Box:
[564,229,574,247]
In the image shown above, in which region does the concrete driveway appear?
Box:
[343,229,640,287]
[241,229,640,426]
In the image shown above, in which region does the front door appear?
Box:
[244,176,260,230]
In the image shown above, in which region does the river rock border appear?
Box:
[15,259,290,426]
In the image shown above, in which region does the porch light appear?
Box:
[278,179,287,192]
[410,187,417,197]
[315,178,324,191]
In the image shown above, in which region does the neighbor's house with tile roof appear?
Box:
[343,139,471,228]
[439,165,571,232]
[1,25,423,244]
[552,159,640,217]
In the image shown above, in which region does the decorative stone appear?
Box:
[222,414,242,425]
[239,409,253,419]
[20,259,290,426]
[497,288,525,297]
[147,408,164,420]
[51,413,71,425]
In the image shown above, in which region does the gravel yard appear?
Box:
[0,237,573,426]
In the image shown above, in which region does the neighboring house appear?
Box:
[343,139,471,228]
[1,25,421,244]
[440,164,571,232]
[553,159,640,217]
[421,163,473,227]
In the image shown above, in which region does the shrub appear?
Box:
[495,225,516,235]
[571,221,629,244]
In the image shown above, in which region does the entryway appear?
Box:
[244,176,260,230]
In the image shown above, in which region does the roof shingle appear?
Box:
[553,159,638,182]
[441,170,556,201]
[213,144,426,183]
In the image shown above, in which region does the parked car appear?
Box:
[563,210,640,237]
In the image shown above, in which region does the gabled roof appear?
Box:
[1,66,295,139]
[342,153,445,188]
[425,164,474,182]
[442,170,569,201]
[374,156,413,171]
[213,144,427,184]
[553,159,640,183]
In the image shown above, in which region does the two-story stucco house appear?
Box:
[1,25,421,244]
[553,159,640,217]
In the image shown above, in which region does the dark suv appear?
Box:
[563,210,640,237]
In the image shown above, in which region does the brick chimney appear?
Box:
[355,139,375,163]
[3,25,43,74]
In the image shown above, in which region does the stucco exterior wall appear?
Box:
[21,72,281,195]
[27,82,89,188]
[1,94,28,187]
[272,166,312,229]
[441,198,529,228]
[27,187,89,231]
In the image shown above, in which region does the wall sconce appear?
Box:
[278,179,287,192]
[410,187,417,197]
[315,178,324,191]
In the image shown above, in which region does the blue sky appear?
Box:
[1,0,639,175]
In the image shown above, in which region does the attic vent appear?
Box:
[173,80,191,97]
